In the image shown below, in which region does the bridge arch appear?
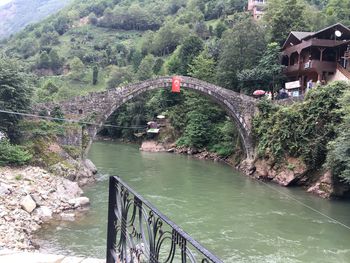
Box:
[38,76,258,160]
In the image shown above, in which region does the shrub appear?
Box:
[253,81,348,169]
[326,88,350,183]
[0,140,32,166]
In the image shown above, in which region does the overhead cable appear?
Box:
[0,109,147,130]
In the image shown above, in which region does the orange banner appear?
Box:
[172,76,181,93]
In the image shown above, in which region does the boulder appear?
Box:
[68,197,90,208]
[60,212,75,221]
[0,183,11,196]
[306,170,346,199]
[56,179,83,200]
[140,141,166,152]
[84,159,98,175]
[34,206,53,222]
[273,157,307,186]
[20,195,36,213]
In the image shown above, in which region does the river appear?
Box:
[37,141,350,262]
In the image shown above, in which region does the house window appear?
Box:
[78,109,83,114]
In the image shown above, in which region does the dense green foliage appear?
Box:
[217,14,266,91]
[265,0,309,45]
[326,89,350,183]
[0,139,32,166]
[237,42,284,95]
[253,82,348,170]
[0,55,33,141]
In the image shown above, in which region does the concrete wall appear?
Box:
[328,69,350,82]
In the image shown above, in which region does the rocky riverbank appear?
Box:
[250,157,350,199]
[0,166,91,251]
[140,140,350,199]
[140,140,239,165]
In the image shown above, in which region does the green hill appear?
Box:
[0,0,72,39]
[2,0,350,172]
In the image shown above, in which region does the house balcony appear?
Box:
[283,60,337,74]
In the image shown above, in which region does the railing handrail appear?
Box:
[106,176,224,263]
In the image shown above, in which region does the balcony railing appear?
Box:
[284,60,337,74]
[106,176,223,263]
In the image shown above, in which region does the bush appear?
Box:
[253,81,348,169]
[326,88,350,183]
[0,140,32,166]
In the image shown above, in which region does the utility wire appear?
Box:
[0,109,147,130]
[259,180,350,231]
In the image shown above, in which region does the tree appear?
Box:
[237,42,285,95]
[129,48,143,71]
[36,80,59,102]
[194,21,209,39]
[188,51,216,83]
[152,21,189,56]
[153,58,164,75]
[215,21,227,39]
[324,0,350,25]
[18,38,39,59]
[40,31,60,46]
[92,66,99,85]
[49,49,63,72]
[165,47,182,75]
[107,67,134,89]
[69,57,85,80]
[266,0,309,45]
[217,15,266,92]
[37,51,50,69]
[137,55,155,81]
[182,111,213,148]
[43,80,59,94]
[0,56,32,141]
[178,35,204,75]
[53,16,71,35]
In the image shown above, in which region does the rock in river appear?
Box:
[20,195,37,213]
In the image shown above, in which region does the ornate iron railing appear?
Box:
[106,176,223,263]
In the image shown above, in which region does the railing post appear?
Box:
[106,176,117,263]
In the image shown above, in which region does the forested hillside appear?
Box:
[1,0,350,171]
[0,0,72,39]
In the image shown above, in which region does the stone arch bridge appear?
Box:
[36,76,258,160]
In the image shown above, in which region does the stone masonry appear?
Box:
[35,76,258,160]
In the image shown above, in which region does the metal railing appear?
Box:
[106,176,223,263]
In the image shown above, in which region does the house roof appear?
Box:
[282,31,312,49]
[282,23,350,50]
[291,31,314,40]
[303,23,350,41]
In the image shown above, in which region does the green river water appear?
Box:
[37,141,350,262]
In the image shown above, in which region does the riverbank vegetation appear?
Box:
[253,81,350,189]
